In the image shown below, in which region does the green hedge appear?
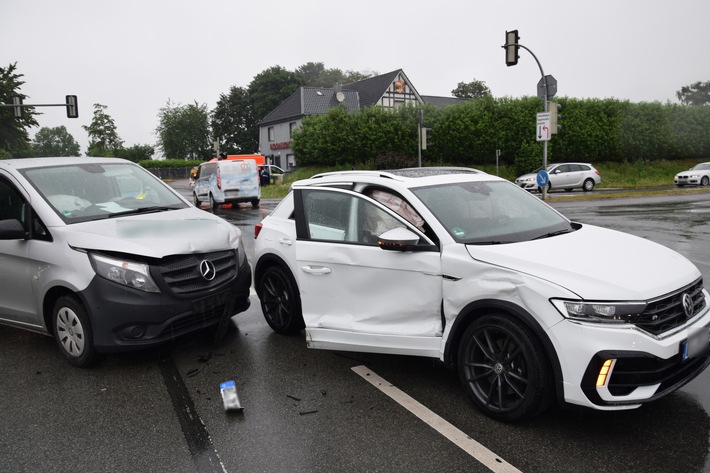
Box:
[291,98,710,175]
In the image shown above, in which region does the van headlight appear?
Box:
[90,253,159,293]
[551,299,646,324]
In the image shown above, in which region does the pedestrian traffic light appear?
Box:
[66,95,78,118]
[550,101,561,134]
[505,30,520,67]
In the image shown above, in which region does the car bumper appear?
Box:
[675,177,701,186]
[81,259,252,352]
[550,291,710,410]
[515,181,537,190]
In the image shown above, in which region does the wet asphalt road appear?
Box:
[2,182,710,473]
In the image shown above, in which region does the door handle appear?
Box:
[301,265,332,275]
[278,238,293,246]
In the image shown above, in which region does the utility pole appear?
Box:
[503,30,557,200]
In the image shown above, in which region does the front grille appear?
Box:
[636,278,706,335]
[157,250,237,295]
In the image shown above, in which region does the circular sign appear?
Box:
[536,170,549,187]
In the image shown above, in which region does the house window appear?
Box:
[268,127,275,142]
[289,122,297,138]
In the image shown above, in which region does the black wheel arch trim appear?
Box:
[444,298,564,404]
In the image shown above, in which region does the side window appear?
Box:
[301,189,402,245]
[0,178,51,241]
[555,164,570,174]
[0,179,24,223]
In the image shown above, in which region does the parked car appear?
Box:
[515,163,601,192]
[674,162,710,187]
[193,159,260,210]
[0,157,251,367]
[253,168,709,422]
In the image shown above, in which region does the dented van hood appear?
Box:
[62,208,240,258]
[466,224,700,301]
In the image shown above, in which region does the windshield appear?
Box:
[411,180,574,244]
[22,162,188,223]
[691,163,710,171]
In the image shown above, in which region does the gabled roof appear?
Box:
[259,87,360,126]
[343,69,404,108]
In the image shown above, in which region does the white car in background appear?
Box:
[674,162,710,187]
[515,162,601,192]
[253,168,709,422]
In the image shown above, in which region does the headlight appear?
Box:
[551,299,646,324]
[90,253,159,293]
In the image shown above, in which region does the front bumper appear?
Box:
[550,290,710,410]
[515,180,537,190]
[81,257,252,352]
[675,177,701,186]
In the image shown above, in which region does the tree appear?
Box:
[156,100,211,160]
[248,66,301,123]
[115,144,154,162]
[676,81,710,106]
[0,62,39,158]
[295,62,372,87]
[32,126,81,156]
[451,79,492,99]
[211,86,257,154]
[83,103,123,156]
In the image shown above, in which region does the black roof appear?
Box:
[343,70,402,109]
[259,87,360,126]
[421,95,468,107]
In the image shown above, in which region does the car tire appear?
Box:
[458,314,551,422]
[257,265,305,334]
[702,176,709,186]
[193,193,200,207]
[251,198,260,208]
[209,194,218,211]
[53,295,100,367]
[582,179,595,192]
[564,188,573,192]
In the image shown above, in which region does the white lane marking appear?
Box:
[352,365,521,473]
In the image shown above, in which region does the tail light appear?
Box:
[254,223,263,239]
[217,168,222,190]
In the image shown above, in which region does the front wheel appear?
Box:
[582,179,595,192]
[257,265,304,334]
[702,176,709,186]
[53,295,100,367]
[193,192,200,207]
[458,315,551,422]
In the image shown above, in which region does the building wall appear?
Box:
[259,120,300,169]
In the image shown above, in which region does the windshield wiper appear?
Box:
[533,229,573,240]
[107,206,177,218]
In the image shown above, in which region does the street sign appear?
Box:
[537,75,557,99]
[536,112,551,142]
[536,170,549,187]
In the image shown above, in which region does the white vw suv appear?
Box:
[253,168,710,421]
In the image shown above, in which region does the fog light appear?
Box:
[122,325,147,339]
[596,359,615,387]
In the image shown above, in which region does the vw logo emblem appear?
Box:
[682,293,695,318]
[199,260,216,281]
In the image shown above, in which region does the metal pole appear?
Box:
[417,108,422,168]
[517,44,549,200]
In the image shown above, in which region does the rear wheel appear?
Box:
[209,193,218,211]
[458,314,551,422]
[583,178,595,192]
[257,265,304,334]
[53,295,100,367]
[251,198,260,208]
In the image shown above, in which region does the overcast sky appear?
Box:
[3,0,709,154]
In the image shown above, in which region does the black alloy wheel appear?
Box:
[458,314,551,422]
[257,265,304,334]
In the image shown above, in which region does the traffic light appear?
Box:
[505,30,520,67]
[550,101,561,134]
[66,95,78,118]
[12,96,23,118]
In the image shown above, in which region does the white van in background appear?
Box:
[193,159,261,210]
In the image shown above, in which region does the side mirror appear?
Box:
[377,227,421,252]
[0,219,26,240]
